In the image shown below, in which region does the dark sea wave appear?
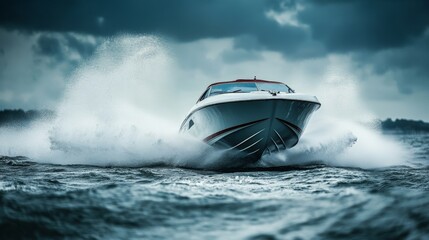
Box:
[1,133,429,239]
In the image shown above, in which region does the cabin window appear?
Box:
[188,119,194,129]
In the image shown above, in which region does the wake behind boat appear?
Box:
[180,79,321,162]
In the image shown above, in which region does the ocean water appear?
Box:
[1,36,428,239]
[1,133,428,239]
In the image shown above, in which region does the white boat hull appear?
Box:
[180,95,320,162]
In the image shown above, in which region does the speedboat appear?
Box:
[179,79,321,162]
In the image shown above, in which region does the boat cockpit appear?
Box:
[198,80,294,102]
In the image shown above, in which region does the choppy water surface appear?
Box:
[1,133,428,239]
[1,37,428,239]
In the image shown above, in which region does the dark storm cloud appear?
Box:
[221,49,263,64]
[1,0,429,56]
[0,0,313,57]
[33,35,64,61]
[299,0,429,52]
[354,29,429,95]
[372,34,429,77]
[291,0,429,98]
[32,33,99,65]
[63,34,98,59]
[0,0,287,37]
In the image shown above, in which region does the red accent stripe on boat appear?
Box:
[203,118,268,142]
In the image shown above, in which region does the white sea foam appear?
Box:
[0,35,410,169]
[258,66,409,168]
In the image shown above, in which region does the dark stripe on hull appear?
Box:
[203,118,268,142]
[275,118,302,136]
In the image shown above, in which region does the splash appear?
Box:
[0,36,223,168]
[0,36,410,169]
[258,62,409,168]
[258,117,408,168]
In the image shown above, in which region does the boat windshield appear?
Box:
[209,82,258,96]
[198,81,293,102]
[256,82,291,93]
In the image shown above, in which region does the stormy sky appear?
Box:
[0,0,428,121]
